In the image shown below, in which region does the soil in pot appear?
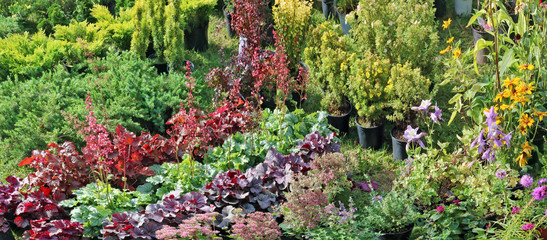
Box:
[376,225,414,240]
[391,127,408,160]
[327,101,352,134]
[356,117,384,150]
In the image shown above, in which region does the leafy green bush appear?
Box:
[0,15,21,38]
[142,157,220,202]
[0,50,212,173]
[206,108,334,171]
[59,182,153,238]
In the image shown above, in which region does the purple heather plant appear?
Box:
[512,206,520,214]
[470,106,512,162]
[403,125,427,151]
[155,212,219,240]
[231,212,281,240]
[522,223,535,231]
[521,175,534,188]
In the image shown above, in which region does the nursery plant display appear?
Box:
[4,0,547,239]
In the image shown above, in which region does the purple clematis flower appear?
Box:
[411,99,432,114]
[430,104,443,124]
[484,106,498,129]
[403,125,427,151]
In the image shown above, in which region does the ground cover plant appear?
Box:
[3,0,547,239]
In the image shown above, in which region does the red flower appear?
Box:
[436,205,444,213]
[453,199,461,205]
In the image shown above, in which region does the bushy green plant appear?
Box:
[142,157,220,202]
[205,108,334,171]
[0,51,212,176]
[347,51,391,126]
[365,190,419,234]
[59,182,153,238]
[420,200,488,239]
[386,63,431,129]
[335,0,358,14]
[0,32,70,80]
[272,0,312,72]
[181,0,216,31]
[348,0,439,75]
[303,21,354,114]
[0,15,21,38]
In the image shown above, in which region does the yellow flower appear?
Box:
[516,142,534,166]
[522,141,534,156]
[518,64,535,72]
[500,104,514,110]
[515,82,535,96]
[518,113,535,134]
[440,46,452,54]
[534,108,547,121]
[502,77,520,90]
[446,37,454,44]
[516,153,528,166]
[452,48,461,59]
[443,18,452,30]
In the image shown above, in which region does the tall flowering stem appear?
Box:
[470,106,512,163]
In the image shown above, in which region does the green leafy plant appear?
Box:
[303,21,354,115]
[347,51,391,127]
[348,0,439,75]
[272,0,312,73]
[386,63,431,130]
[143,158,220,202]
[335,0,358,14]
[59,182,153,238]
[365,190,419,234]
[205,108,334,171]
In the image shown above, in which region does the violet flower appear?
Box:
[532,185,547,201]
[521,175,534,188]
[403,125,427,151]
[470,106,512,162]
[411,99,431,114]
[539,178,547,185]
[522,223,535,231]
[430,104,443,124]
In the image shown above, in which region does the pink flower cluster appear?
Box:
[283,188,329,230]
[82,92,113,169]
[155,213,219,240]
[231,212,281,240]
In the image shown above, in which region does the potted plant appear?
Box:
[304,22,353,133]
[181,0,216,51]
[334,0,358,34]
[322,0,337,20]
[131,0,192,72]
[347,51,391,149]
[349,0,439,77]
[366,190,419,240]
[386,63,430,160]
[455,0,472,16]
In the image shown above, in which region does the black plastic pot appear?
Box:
[184,17,210,52]
[0,229,15,240]
[327,101,352,134]
[322,0,336,20]
[152,60,194,75]
[472,26,494,65]
[222,5,234,37]
[391,127,407,160]
[336,8,351,35]
[434,0,446,19]
[376,225,414,240]
[356,117,384,150]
